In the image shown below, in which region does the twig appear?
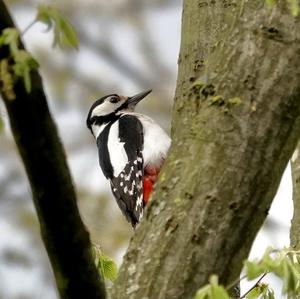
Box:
[226,274,247,291]
[239,272,268,299]
[21,19,37,37]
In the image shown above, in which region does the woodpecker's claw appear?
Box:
[127,89,152,108]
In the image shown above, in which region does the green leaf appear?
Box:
[36,5,52,30]
[1,28,19,56]
[98,253,118,282]
[245,286,263,299]
[194,285,210,299]
[265,0,274,6]
[194,276,230,299]
[211,285,229,299]
[92,245,118,282]
[288,0,299,16]
[12,50,39,93]
[281,259,300,295]
[58,18,79,49]
[262,287,275,299]
[0,27,39,94]
[36,5,79,49]
[244,260,266,280]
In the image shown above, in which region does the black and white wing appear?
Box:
[97,115,144,227]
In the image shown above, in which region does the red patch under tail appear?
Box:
[143,176,153,205]
[143,163,164,205]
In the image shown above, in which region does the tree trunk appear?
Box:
[0,1,106,298]
[291,142,300,250]
[111,1,300,299]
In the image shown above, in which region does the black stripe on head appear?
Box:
[86,94,118,131]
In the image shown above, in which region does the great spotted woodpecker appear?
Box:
[86,90,170,227]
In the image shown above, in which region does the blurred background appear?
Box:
[0,0,293,298]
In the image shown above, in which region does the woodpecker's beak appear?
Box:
[127,90,152,108]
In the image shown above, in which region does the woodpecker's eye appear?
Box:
[109,96,119,103]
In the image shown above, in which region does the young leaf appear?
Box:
[265,0,274,6]
[58,18,79,49]
[281,258,300,295]
[92,245,118,282]
[288,0,299,16]
[36,5,52,30]
[1,28,19,56]
[12,50,39,93]
[194,275,230,299]
[262,287,275,299]
[245,286,263,299]
[98,253,118,282]
[194,285,210,299]
[36,5,79,49]
[244,260,266,280]
[211,285,229,299]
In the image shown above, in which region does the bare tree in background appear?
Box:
[1,1,300,299]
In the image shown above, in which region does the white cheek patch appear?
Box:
[91,102,114,117]
[91,101,123,117]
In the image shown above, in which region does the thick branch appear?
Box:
[0,1,105,298]
[112,1,300,299]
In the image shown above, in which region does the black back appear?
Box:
[97,114,144,227]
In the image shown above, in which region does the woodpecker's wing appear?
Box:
[97,114,144,227]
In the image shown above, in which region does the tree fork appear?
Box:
[112,1,300,299]
[0,1,106,298]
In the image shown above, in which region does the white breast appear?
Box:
[135,113,171,169]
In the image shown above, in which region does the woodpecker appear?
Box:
[86,90,171,227]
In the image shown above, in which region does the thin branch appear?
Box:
[239,273,268,299]
[226,274,247,291]
[21,18,37,37]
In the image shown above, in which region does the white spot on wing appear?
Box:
[124,165,135,181]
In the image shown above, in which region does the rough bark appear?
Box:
[0,1,106,298]
[111,1,300,299]
[291,142,300,250]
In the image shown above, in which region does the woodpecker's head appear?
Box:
[86,89,152,132]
